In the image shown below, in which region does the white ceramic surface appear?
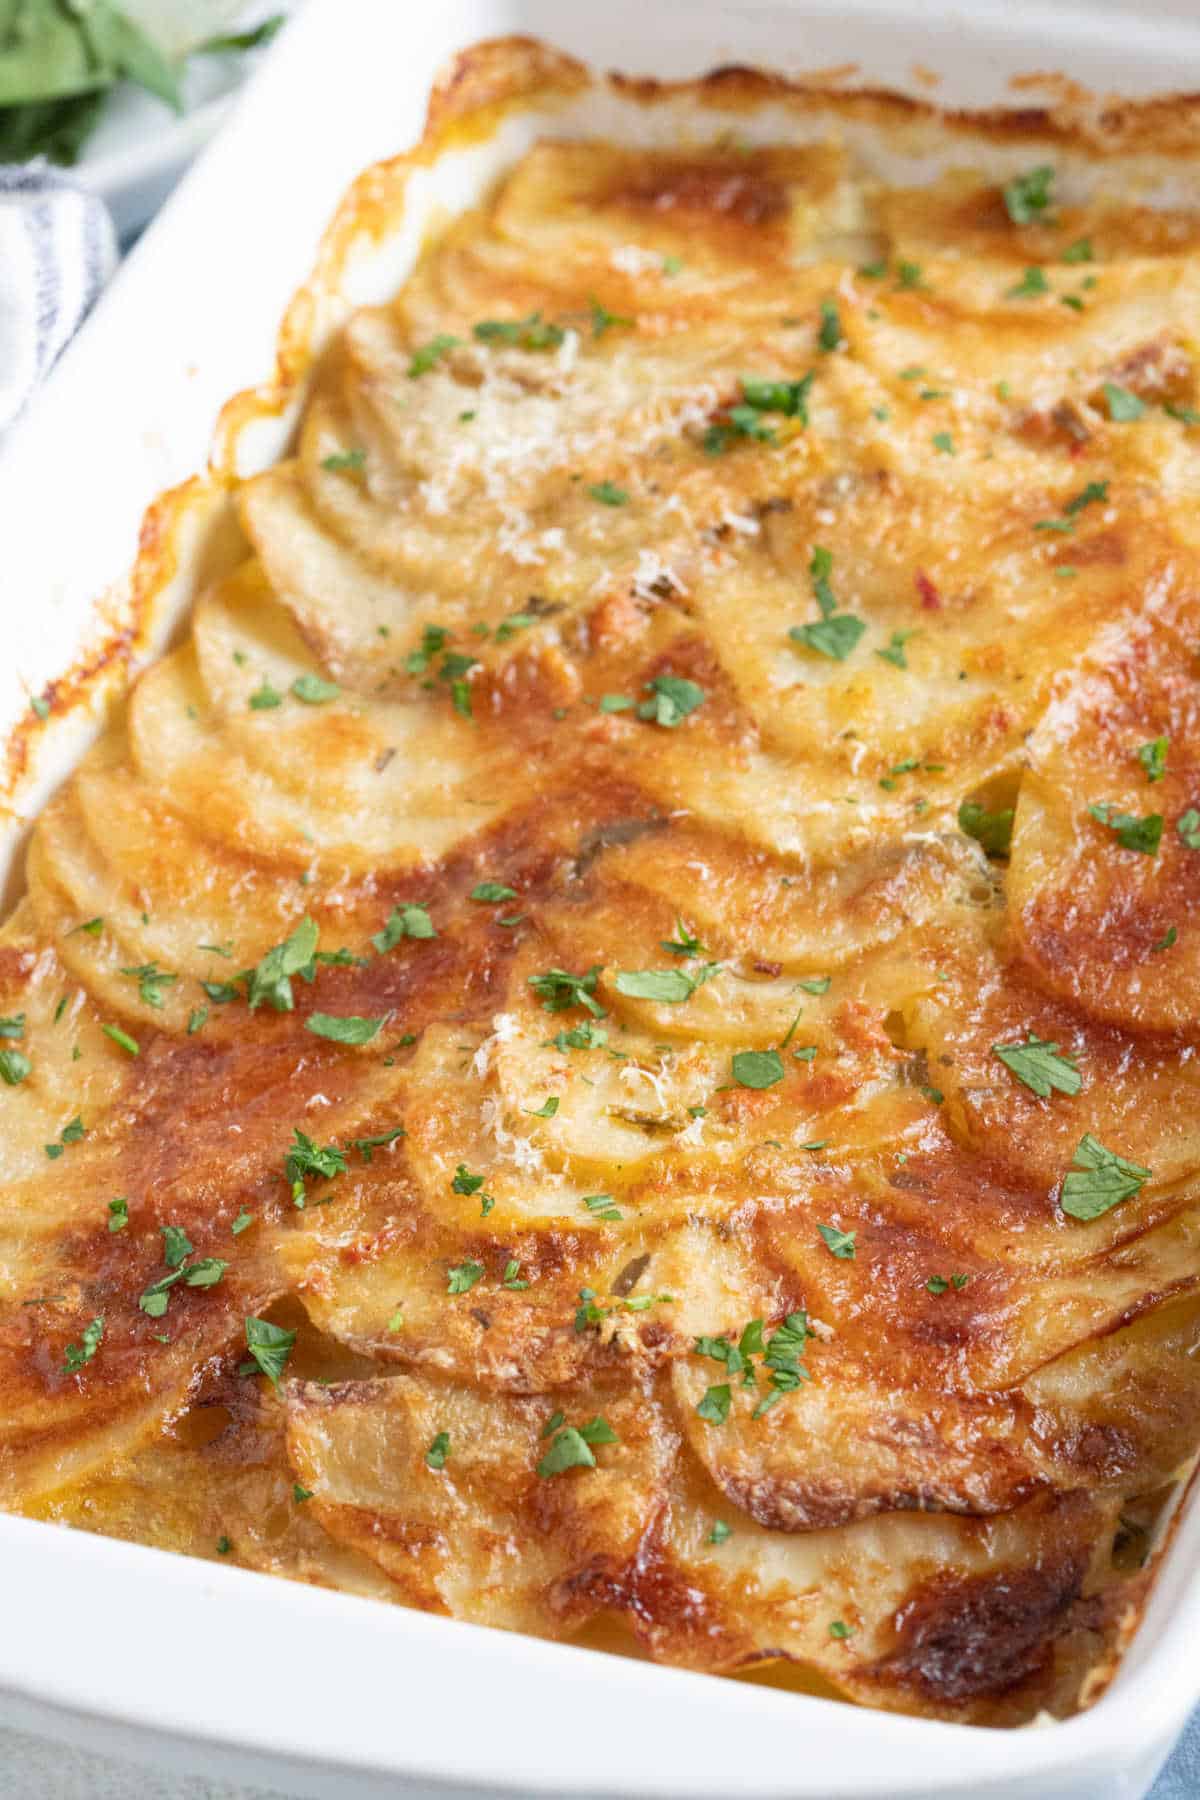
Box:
[4,3,1200,1796]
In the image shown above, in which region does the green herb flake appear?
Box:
[62,1316,104,1375]
[305,1012,383,1046]
[817,298,842,351]
[1060,1134,1151,1221]
[958,799,1014,856]
[248,681,283,710]
[247,917,319,1012]
[529,965,606,1018]
[588,480,629,506]
[284,1129,347,1206]
[731,1048,784,1090]
[0,1047,32,1085]
[696,1383,732,1425]
[101,1023,139,1057]
[425,1431,451,1471]
[242,1317,297,1387]
[1178,809,1200,850]
[321,448,366,473]
[1103,383,1146,422]
[993,1034,1082,1098]
[447,1260,486,1295]
[407,334,460,377]
[818,1223,856,1260]
[876,630,915,670]
[638,674,706,728]
[1137,737,1169,783]
[471,881,517,903]
[1006,267,1050,300]
[1088,802,1163,855]
[829,1620,855,1641]
[291,674,340,705]
[107,1197,129,1232]
[1003,165,1055,225]
[372,903,436,951]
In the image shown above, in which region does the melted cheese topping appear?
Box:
[5,137,1200,1724]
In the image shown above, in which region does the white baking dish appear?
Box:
[4,1,1200,1794]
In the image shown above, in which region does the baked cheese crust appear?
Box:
[5,125,1200,1724]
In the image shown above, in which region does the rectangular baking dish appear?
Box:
[4,2,1200,1795]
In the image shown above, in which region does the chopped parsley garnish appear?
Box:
[1089,802,1163,855]
[876,630,915,669]
[1060,1134,1151,1221]
[661,918,704,957]
[1137,737,1169,783]
[1153,926,1178,953]
[321,448,366,472]
[731,1048,784,1090]
[694,1312,813,1419]
[293,1484,313,1503]
[305,1012,383,1045]
[697,1383,731,1425]
[248,681,282,709]
[291,674,340,705]
[638,674,706,727]
[1103,383,1146,422]
[817,298,842,351]
[0,1047,31,1085]
[589,296,633,338]
[161,1224,194,1267]
[614,966,716,1003]
[101,1023,139,1057]
[1006,267,1049,299]
[350,1126,405,1162]
[829,1620,854,1640]
[407,334,460,377]
[107,1197,129,1232]
[742,374,815,422]
[583,1194,622,1222]
[1061,238,1093,264]
[588,480,629,506]
[932,430,955,455]
[1179,809,1200,849]
[425,1431,451,1470]
[502,1259,529,1290]
[31,695,50,719]
[187,1007,208,1035]
[895,260,924,290]
[789,546,865,662]
[1066,479,1108,515]
[474,312,564,350]
[958,799,1014,856]
[1003,164,1055,225]
[284,1129,347,1206]
[372,903,436,950]
[242,1316,297,1387]
[548,1021,608,1052]
[797,976,830,995]
[818,1223,856,1260]
[528,965,606,1017]
[232,1210,254,1235]
[926,1274,969,1295]
[471,881,517,903]
[119,961,177,1008]
[525,1096,560,1118]
[247,917,319,1011]
[0,1014,24,1039]
[447,1260,486,1294]
[62,1316,103,1374]
[993,1034,1081,1098]
[536,1415,618,1478]
[707,1520,733,1545]
[451,1165,485,1198]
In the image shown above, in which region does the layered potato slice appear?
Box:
[8,121,1200,1729]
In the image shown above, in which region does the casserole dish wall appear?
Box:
[4,3,1200,1796]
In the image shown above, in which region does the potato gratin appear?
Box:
[5,121,1200,1727]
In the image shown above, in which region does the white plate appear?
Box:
[4,4,1200,1797]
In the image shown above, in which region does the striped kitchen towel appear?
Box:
[0,163,116,436]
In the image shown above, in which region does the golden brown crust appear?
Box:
[7,33,1200,1731]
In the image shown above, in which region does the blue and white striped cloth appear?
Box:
[0,143,1199,1800]
[0,163,116,437]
